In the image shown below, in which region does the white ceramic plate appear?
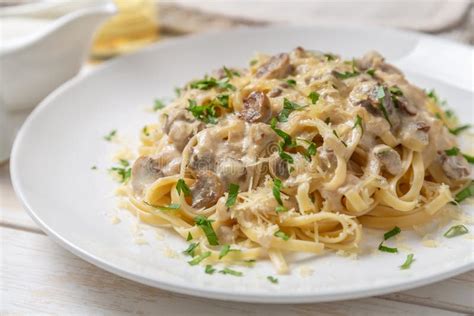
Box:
[11,25,474,303]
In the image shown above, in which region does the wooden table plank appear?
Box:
[1,226,465,315]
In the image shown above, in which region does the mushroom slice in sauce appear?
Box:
[164,109,204,152]
[268,152,290,179]
[238,91,272,123]
[400,120,430,151]
[373,145,402,176]
[131,156,164,196]
[191,170,225,209]
[255,53,292,79]
[439,152,470,180]
[216,157,247,186]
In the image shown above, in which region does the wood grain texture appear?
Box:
[1,227,467,316]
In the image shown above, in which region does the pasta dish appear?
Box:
[116,48,472,274]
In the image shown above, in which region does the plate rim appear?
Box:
[10,24,474,303]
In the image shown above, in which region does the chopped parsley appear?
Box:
[225,183,239,207]
[400,254,415,270]
[109,159,131,183]
[332,130,347,147]
[277,98,307,122]
[366,68,375,77]
[205,265,216,274]
[448,124,470,136]
[223,66,240,79]
[190,76,235,91]
[324,53,337,61]
[378,226,401,253]
[153,99,165,111]
[333,62,359,79]
[188,251,211,266]
[286,79,297,87]
[267,276,279,284]
[463,153,474,164]
[249,59,258,66]
[187,99,218,124]
[278,150,294,164]
[384,226,401,240]
[308,91,320,104]
[91,165,97,170]
[270,118,296,164]
[142,126,150,136]
[218,244,240,259]
[298,138,317,162]
[444,225,469,238]
[444,147,460,156]
[183,242,199,257]
[274,230,289,241]
[454,181,474,203]
[186,232,193,241]
[195,215,219,246]
[272,178,287,212]
[353,114,363,132]
[174,87,182,97]
[103,129,117,141]
[389,86,403,96]
[219,267,243,277]
[176,179,191,196]
[376,86,392,127]
[216,94,230,108]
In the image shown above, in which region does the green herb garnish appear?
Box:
[308,91,320,104]
[454,181,474,203]
[187,99,218,124]
[463,153,474,164]
[190,76,235,91]
[104,129,117,141]
[223,66,240,79]
[384,226,401,240]
[378,226,401,253]
[183,242,199,257]
[249,59,258,66]
[219,267,243,277]
[156,203,180,211]
[195,215,219,246]
[216,94,230,108]
[153,99,165,111]
[274,230,289,241]
[205,265,216,274]
[445,147,460,156]
[186,232,193,241]
[188,251,211,266]
[366,68,375,77]
[376,86,392,127]
[448,124,470,136]
[444,225,469,238]
[324,53,337,61]
[218,244,240,259]
[267,276,278,284]
[400,254,415,269]
[91,165,97,170]
[353,114,363,132]
[272,178,285,211]
[174,87,181,97]
[176,179,191,196]
[109,159,131,183]
[333,69,359,79]
[225,183,239,207]
[389,86,403,96]
[277,98,307,122]
[286,79,297,87]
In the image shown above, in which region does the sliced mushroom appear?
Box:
[256,53,292,79]
[267,88,282,98]
[268,152,289,179]
[400,121,430,151]
[373,145,402,175]
[164,109,204,152]
[439,152,470,180]
[394,96,417,116]
[238,91,272,123]
[131,156,164,195]
[188,151,216,173]
[216,157,247,185]
[356,51,402,75]
[191,170,225,209]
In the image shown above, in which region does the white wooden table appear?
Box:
[2,5,474,314]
